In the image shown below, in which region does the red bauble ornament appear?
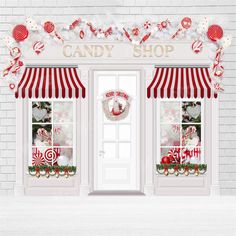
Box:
[181,17,192,29]
[44,21,55,33]
[207,25,223,42]
[79,30,85,39]
[12,24,29,42]
[132,27,140,36]
[161,156,171,164]
[33,41,45,55]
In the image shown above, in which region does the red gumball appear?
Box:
[44,21,55,33]
[181,17,192,29]
[207,25,223,42]
[161,156,171,164]
[12,24,29,42]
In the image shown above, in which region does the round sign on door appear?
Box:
[93,71,140,191]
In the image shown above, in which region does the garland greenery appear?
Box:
[28,165,77,178]
[156,164,207,176]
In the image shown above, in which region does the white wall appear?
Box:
[0,0,235,195]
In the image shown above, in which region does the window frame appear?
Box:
[155,98,205,167]
[28,98,77,166]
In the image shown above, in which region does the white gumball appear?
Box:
[197,17,209,34]
[57,155,69,166]
[2,36,15,48]
[219,35,232,50]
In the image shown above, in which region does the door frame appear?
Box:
[88,65,145,193]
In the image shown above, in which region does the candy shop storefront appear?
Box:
[2,17,232,196]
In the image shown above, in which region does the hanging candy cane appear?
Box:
[212,47,224,77]
[3,47,23,77]
[157,19,171,31]
[172,17,192,39]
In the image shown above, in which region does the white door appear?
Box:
[94,71,140,190]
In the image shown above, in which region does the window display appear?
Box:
[29,101,76,178]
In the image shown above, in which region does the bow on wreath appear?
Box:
[3,47,23,77]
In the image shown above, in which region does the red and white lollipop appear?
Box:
[44,148,60,166]
[32,149,45,166]
[172,17,192,39]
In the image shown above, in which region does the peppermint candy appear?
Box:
[144,21,151,29]
[32,148,45,166]
[192,40,203,54]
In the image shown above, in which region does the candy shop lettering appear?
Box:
[133,45,174,57]
[63,44,114,58]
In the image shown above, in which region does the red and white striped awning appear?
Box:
[147,67,217,99]
[15,66,86,98]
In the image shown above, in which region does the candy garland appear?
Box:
[1,16,232,94]
[156,164,207,176]
[28,165,76,178]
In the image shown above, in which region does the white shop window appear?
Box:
[156,99,204,166]
[29,100,76,166]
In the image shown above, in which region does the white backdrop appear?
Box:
[0,0,235,195]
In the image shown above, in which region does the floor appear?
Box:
[0,196,235,236]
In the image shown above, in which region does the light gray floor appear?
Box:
[0,196,235,236]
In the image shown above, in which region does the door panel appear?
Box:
[94,71,140,190]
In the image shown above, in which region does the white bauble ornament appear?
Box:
[189,157,200,164]
[57,155,69,166]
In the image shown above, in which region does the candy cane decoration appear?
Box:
[37,128,52,146]
[3,47,23,77]
[212,47,224,77]
[168,148,181,163]
[44,148,60,165]
[182,126,197,145]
